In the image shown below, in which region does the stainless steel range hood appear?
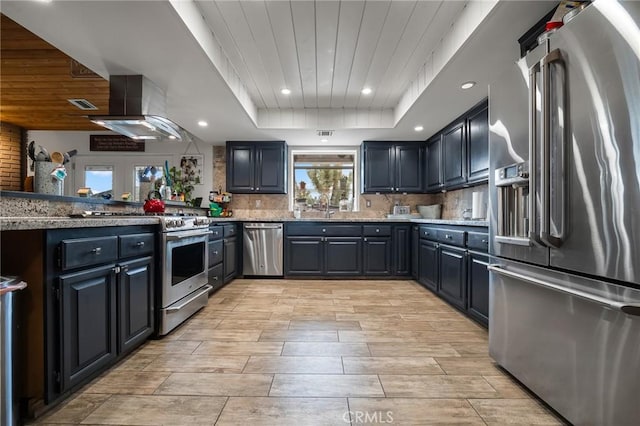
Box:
[89,75,190,141]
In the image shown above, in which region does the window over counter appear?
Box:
[84,165,113,197]
[289,148,359,212]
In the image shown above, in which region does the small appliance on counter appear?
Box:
[392,205,410,215]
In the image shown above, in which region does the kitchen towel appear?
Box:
[472,191,485,219]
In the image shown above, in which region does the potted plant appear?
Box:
[169,166,194,202]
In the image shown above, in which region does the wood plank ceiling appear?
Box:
[197,0,466,110]
[0,14,109,131]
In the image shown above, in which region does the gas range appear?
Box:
[69,210,212,232]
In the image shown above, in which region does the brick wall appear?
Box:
[0,122,25,190]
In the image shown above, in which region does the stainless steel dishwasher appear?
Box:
[243,223,284,276]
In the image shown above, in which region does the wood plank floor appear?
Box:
[32,279,564,425]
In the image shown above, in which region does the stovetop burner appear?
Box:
[70,211,201,218]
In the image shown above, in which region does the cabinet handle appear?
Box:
[213,251,219,255]
[213,276,218,281]
[445,234,452,239]
[376,228,380,233]
[481,239,488,244]
[322,228,326,233]
[136,241,145,247]
[364,238,368,242]
[251,187,254,191]
[91,247,102,254]
[256,187,260,191]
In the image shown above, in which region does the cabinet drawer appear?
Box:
[61,236,118,270]
[223,224,237,238]
[208,262,224,288]
[119,233,154,258]
[325,225,361,236]
[287,224,362,237]
[419,226,438,241]
[437,229,466,247]
[467,231,489,251]
[208,240,223,267]
[209,226,224,241]
[363,225,391,237]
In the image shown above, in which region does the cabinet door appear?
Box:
[255,142,286,193]
[118,257,154,354]
[425,136,443,192]
[395,144,424,192]
[418,240,438,292]
[362,142,394,193]
[442,121,467,188]
[467,251,489,327]
[467,102,489,183]
[224,237,237,282]
[439,245,466,309]
[60,264,117,391]
[285,237,324,275]
[392,225,411,276]
[226,143,255,193]
[363,237,391,276]
[411,226,420,279]
[325,238,362,276]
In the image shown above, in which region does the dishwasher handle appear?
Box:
[244,224,283,230]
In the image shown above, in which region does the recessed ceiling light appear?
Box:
[198,120,208,127]
[281,88,291,95]
[361,87,373,95]
[414,125,424,132]
[461,81,476,90]
[168,135,177,140]
[320,138,329,143]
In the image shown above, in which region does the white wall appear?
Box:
[27,130,214,202]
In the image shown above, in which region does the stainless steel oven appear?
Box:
[158,216,212,335]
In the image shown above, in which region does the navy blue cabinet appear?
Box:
[362,142,424,193]
[418,239,439,292]
[425,98,488,192]
[466,102,489,184]
[467,251,489,327]
[363,237,392,275]
[438,245,466,309]
[392,225,411,276]
[226,141,287,194]
[326,238,362,275]
[118,256,154,355]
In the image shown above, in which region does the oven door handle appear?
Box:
[166,285,212,312]
[166,230,212,240]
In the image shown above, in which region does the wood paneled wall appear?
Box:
[0,14,109,131]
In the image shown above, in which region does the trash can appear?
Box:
[0,277,27,426]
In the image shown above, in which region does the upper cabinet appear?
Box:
[425,98,488,193]
[466,102,489,184]
[226,141,287,194]
[361,142,424,193]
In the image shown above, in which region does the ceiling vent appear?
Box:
[68,98,98,110]
[317,130,334,137]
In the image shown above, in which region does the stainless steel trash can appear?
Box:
[1,277,27,426]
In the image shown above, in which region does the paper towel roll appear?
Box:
[472,191,485,219]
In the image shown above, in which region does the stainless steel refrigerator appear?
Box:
[488,1,640,424]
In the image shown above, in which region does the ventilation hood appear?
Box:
[89,75,190,141]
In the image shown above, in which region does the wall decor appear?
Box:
[180,154,203,185]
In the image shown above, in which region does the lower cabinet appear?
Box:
[46,226,156,401]
[438,245,466,310]
[418,240,438,292]
[60,264,118,391]
[416,225,489,327]
[285,223,410,277]
[363,237,391,275]
[223,224,238,283]
[286,237,324,275]
[411,225,419,279]
[326,238,362,275]
[467,251,489,326]
[118,256,154,354]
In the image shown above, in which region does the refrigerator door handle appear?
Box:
[488,264,640,315]
[540,48,565,248]
[528,62,542,246]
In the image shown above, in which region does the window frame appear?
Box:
[288,147,360,212]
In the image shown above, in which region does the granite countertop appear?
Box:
[0,216,162,231]
[0,216,488,231]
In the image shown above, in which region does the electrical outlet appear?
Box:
[366,199,371,208]
[255,199,262,208]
